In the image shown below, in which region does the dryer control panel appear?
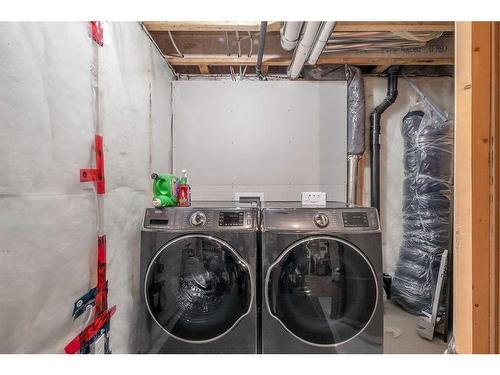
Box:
[262,207,380,232]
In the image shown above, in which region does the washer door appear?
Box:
[145,234,253,343]
[266,236,378,346]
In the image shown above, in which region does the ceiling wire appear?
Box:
[168,31,184,58]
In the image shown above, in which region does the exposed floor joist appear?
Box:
[166,42,454,66]
[144,21,282,32]
[144,21,454,33]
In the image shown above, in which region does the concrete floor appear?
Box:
[384,300,449,354]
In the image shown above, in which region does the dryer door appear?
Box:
[266,236,378,346]
[145,234,253,343]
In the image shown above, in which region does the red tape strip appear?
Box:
[64,306,116,354]
[95,235,107,315]
[90,21,104,46]
[80,135,105,194]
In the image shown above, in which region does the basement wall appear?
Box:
[172,80,347,202]
[362,77,455,274]
[0,22,174,353]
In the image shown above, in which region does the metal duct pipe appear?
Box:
[307,21,336,65]
[280,21,304,51]
[287,21,322,79]
[370,66,399,212]
[347,155,361,205]
[255,21,268,79]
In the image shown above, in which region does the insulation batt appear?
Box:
[0,22,173,353]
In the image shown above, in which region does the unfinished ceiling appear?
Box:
[144,21,455,77]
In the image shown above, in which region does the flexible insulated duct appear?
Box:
[346,65,365,205]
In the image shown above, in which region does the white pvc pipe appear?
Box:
[280,21,304,51]
[307,21,336,65]
[287,21,322,79]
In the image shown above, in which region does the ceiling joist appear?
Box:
[144,21,282,32]
[144,21,454,33]
[167,54,453,66]
[165,34,454,67]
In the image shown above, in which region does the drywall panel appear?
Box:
[362,77,454,274]
[172,81,347,202]
[0,22,174,353]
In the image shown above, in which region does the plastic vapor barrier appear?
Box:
[391,101,453,315]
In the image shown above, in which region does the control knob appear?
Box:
[313,213,329,228]
[190,211,207,226]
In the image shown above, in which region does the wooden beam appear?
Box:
[261,65,269,75]
[198,64,210,74]
[166,54,453,67]
[144,21,454,33]
[143,21,281,32]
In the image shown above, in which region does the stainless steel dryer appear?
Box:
[261,202,383,354]
[139,203,258,353]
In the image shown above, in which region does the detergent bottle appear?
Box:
[151,173,179,208]
[177,169,191,207]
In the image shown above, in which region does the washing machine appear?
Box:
[261,202,383,353]
[139,203,258,353]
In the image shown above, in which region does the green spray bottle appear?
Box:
[151,173,179,208]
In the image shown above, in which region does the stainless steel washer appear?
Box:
[139,203,258,353]
[261,202,383,353]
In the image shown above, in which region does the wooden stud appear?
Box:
[455,21,500,354]
[491,22,500,354]
[454,21,474,355]
[470,21,492,354]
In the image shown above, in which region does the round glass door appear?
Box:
[145,234,253,343]
[266,236,378,346]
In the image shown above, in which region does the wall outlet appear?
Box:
[301,192,327,207]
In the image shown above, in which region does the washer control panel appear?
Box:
[143,207,257,231]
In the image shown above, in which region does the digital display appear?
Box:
[219,211,244,226]
[342,212,369,228]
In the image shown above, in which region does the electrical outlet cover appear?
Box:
[301,192,327,207]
